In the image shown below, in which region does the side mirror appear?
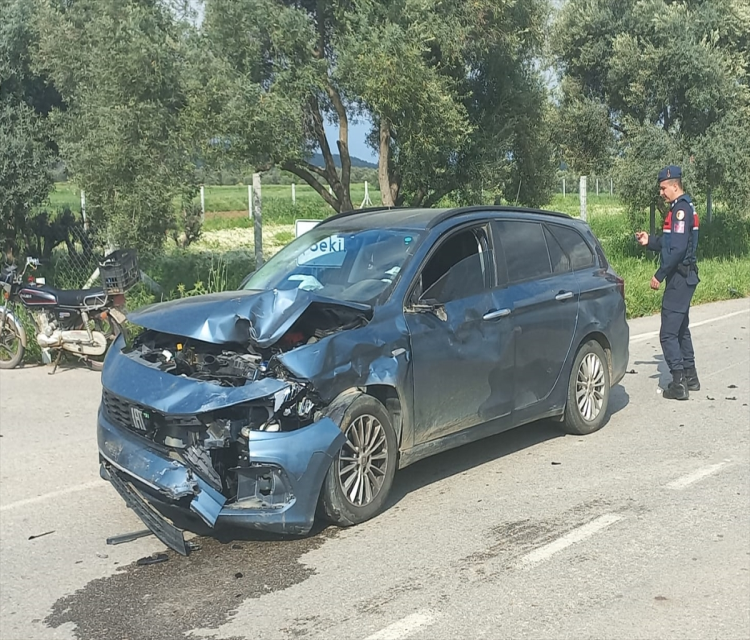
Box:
[407,298,447,321]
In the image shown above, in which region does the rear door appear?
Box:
[492,219,580,411]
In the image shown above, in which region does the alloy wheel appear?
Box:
[575,352,606,421]
[338,413,389,507]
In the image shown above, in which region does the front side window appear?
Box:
[242,227,422,304]
[414,226,492,304]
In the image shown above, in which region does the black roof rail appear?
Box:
[318,203,572,228]
[320,205,410,225]
[426,205,571,229]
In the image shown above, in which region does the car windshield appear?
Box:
[242,226,422,304]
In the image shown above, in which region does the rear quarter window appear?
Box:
[547,224,595,271]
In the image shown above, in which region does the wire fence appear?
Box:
[34,219,103,290]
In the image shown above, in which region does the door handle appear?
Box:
[483,308,511,320]
[555,291,574,301]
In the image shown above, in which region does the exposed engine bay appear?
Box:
[106,298,372,507]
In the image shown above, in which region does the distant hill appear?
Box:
[309,152,377,169]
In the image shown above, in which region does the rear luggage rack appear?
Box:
[99,249,140,295]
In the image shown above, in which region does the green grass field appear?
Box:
[46,181,382,216]
[48,182,624,223]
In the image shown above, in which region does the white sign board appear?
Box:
[295,219,320,237]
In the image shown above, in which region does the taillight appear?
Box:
[615,275,625,298]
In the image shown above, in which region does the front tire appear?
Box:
[561,340,610,435]
[318,395,397,527]
[0,311,26,369]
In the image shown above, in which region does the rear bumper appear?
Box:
[611,316,630,386]
[98,408,345,541]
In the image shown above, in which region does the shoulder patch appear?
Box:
[676,210,685,221]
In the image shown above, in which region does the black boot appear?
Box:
[684,367,700,391]
[663,370,689,400]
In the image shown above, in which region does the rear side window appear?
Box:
[544,227,570,274]
[494,221,552,283]
[547,225,595,271]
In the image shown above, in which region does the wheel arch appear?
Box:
[577,330,613,379]
[323,385,404,447]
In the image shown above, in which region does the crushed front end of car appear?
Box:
[97,289,377,554]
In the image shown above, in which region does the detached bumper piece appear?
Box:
[104,465,189,555]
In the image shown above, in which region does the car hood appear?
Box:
[127,288,372,349]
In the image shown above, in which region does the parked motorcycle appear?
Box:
[0,252,136,372]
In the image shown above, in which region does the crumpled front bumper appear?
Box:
[98,408,346,543]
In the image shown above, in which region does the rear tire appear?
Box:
[318,395,397,527]
[561,340,610,435]
[0,311,26,370]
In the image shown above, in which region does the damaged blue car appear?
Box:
[98,206,629,554]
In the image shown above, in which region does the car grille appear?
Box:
[101,389,202,433]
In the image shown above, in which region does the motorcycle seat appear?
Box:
[40,285,108,308]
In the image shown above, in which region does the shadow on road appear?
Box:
[387,382,630,511]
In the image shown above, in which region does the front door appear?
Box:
[404,224,515,446]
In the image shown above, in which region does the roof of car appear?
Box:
[320,205,572,231]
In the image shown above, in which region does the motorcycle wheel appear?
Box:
[0,310,26,369]
[84,315,126,372]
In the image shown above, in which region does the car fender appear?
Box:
[322,387,364,427]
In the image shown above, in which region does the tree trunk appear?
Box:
[378,119,394,206]
[377,118,401,206]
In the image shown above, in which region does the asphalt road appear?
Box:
[1,297,748,640]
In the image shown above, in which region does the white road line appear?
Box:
[363,611,436,640]
[520,513,625,566]
[666,462,730,490]
[630,308,749,343]
[0,480,107,512]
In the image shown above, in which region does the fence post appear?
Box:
[247,184,253,220]
[610,178,613,197]
[360,181,373,208]
[596,178,599,196]
[562,178,566,198]
[292,183,296,206]
[579,176,587,221]
[200,185,205,221]
[81,190,88,231]
[252,173,263,269]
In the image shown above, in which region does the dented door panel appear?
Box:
[405,290,515,444]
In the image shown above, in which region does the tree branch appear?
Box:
[325,82,352,207]
[297,160,329,180]
[310,95,340,189]
[281,160,339,211]
[423,184,453,208]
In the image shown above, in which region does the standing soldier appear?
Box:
[635,165,700,400]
